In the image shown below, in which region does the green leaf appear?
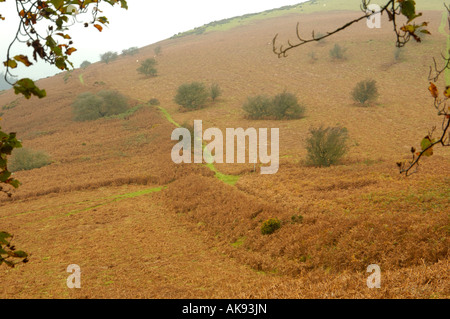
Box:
[11,251,28,258]
[420,136,434,157]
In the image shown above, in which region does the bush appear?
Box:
[174,82,209,110]
[154,46,162,56]
[122,47,139,56]
[242,95,273,119]
[261,218,281,235]
[329,44,347,60]
[100,51,118,64]
[80,60,91,69]
[351,79,378,105]
[210,83,222,102]
[271,92,305,120]
[148,98,160,106]
[305,126,349,167]
[308,51,318,62]
[72,90,128,121]
[243,92,305,120]
[137,58,157,77]
[9,148,51,172]
[291,214,303,224]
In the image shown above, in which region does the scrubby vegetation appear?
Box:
[243,92,305,120]
[148,98,160,106]
[305,126,349,167]
[72,90,128,121]
[122,47,139,56]
[261,218,281,235]
[154,46,162,56]
[174,82,210,110]
[9,148,51,172]
[80,60,91,69]
[351,79,379,105]
[329,44,347,60]
[137,58,158,77]
[210,83,222,102]
[100,51,118,64]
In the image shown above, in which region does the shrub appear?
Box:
[243,92,305,120]
[351,79,378,105]
[291,214,303,224]
[210,83,222,102]
[305,126,349,167]
[100,51,118,64]
[271,92,305,120]
[308,51,318,62]
[72,90,128,121]
[80,60,91,69]
[242,95,273,119]
[148,98,160,106]
[261,218,281,235]
[137,58,157,77]
[9,148,51,172]
[174,82,209,110]
[329,44,347,60]
[154,46,162,56]
[122,47,139,56]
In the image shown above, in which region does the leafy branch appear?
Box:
[0,231,29,268]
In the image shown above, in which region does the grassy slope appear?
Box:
[0,4,449,298]
[172,0,449,38]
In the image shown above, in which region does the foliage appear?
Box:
[148,98,160,106]
[137,58,157,77]
[329,44,347,60]
[305,126,349,167]
[242,95,273,119]
[0,232,29,268]
[243,92,305,120]
[291,214,303,224]
[271,91,305,119]
[80,60,91,69]
[9,148,51,172]
[2,0,128,99]
[308,51,318,62]
[261,218,281,235]
[210,83,222,102]
[122,47,139,56]
[100,51,118,64]
[174,82,210,110]
[351,79,379,105]
[72,90,128,121]
[0,120,22,197]
[154,46,162,55]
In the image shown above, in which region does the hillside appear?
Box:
[0,5,449,299]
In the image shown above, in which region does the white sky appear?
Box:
[0,0,308,81]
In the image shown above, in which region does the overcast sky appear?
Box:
[0,0,308,81]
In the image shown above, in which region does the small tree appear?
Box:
[72,90,128,121]
[9,148,51,172]
[242,95,273,119]
[80,60,91,69]
[137,58,157,77]
[352,79,379,106]
[329,44,347,60]
[122,47,139,56]
[174,82,209,110]
[100,51,118,64]
[210,83,222,102]
[305,126,349,167]
[271,92,305,120]
[154,46,162,56]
